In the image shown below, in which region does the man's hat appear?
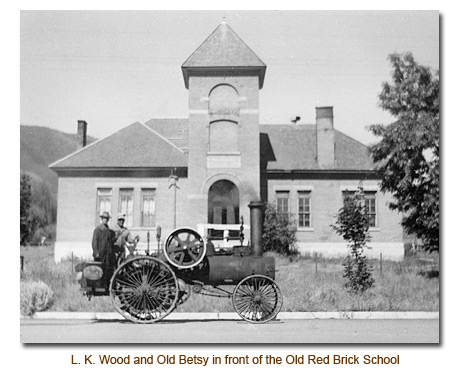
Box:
[117,213,126,221]
[99,211,111,219]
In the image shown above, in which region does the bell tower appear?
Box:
[181,22,266,225]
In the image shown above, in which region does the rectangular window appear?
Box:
[276,191,289,218]
[365,192,377,228]
[141,189,156,227]
[97,188,112,219]
[119,189,134,227]
[298,191,311,228]
[342,191,377,228]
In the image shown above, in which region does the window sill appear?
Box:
[297,228,314,232]
[207,152,241,156]
[368,227,380,232]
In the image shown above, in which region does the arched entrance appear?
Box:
[208,180,239,224]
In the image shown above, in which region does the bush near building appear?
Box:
[262,203,298,256]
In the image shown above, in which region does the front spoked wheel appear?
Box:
[110,256,179,323]
[232,275,282,324]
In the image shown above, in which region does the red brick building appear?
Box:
[51,22,404,261]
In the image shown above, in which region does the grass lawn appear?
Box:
[20,245,439,314]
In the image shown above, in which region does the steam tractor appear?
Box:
[76,201,282,324]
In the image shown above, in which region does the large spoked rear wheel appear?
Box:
[110,256,179,324]
[164,228,205,269]
[232,275,282,324]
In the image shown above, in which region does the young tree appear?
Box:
[262,203,298,256]
[20,172,32,245]
[369,53,439,252]
[332,186,374,293]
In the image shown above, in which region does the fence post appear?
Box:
[20,255,24,272]
[380,253,383,277]
[157,226,162,255]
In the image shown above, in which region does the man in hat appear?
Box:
[92,211,114,264]
[113,213,139,259]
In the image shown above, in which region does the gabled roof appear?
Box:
[50,122,187,170]
[182,22,266,89]
[50,119,374,174]
[260,124,374,171]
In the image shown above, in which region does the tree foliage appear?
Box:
[29,179,57,244]
[332,186,374,293]
[20,172,57,245]
[369,53,439,252]
[262,203,298,255]
[20,172,32,245]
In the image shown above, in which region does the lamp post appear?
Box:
[168,168,179,229]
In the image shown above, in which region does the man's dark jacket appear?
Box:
[92,223,114,264]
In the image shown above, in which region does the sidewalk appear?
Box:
[28,311,439,321]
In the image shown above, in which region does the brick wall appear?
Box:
[267,178,403,244]
[55,175,191,260]
[187,75,261,225]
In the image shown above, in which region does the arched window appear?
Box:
[208,180,239,224]
[209,120,238,153]
[209,84,239,113]
[208,85,239,153]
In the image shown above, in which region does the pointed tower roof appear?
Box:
[182,22,266,89]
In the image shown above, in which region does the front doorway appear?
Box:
[207,180,239,225]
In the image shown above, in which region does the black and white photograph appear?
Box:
[13,5,444,371]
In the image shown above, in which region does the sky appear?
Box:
[20,10,439,146]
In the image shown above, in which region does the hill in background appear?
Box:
[20,125,97,195]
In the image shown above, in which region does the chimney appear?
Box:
[316,107,335,168]
[77,120,87,149]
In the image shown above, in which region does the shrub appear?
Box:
[262,203,297,255]
[30,224,56,245]
[20,280,54,316]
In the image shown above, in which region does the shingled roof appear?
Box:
[182,22,266,88]
[145,118,189,151]
[50,122,187,170]
[260,124,374,171]
[50,119,373,173]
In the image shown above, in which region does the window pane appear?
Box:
[141,189,156,227]
[304,215,310,226]
[298,191,311,228]
[119,189,133,227]
[303,202,310,213]
[342,191,376,227]
[97,188,112,220]
[276,191,289,216]
[365,192,376,227]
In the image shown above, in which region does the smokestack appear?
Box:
[316,107,335,168]
[77,120,87,149]
[249,201,265,257]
